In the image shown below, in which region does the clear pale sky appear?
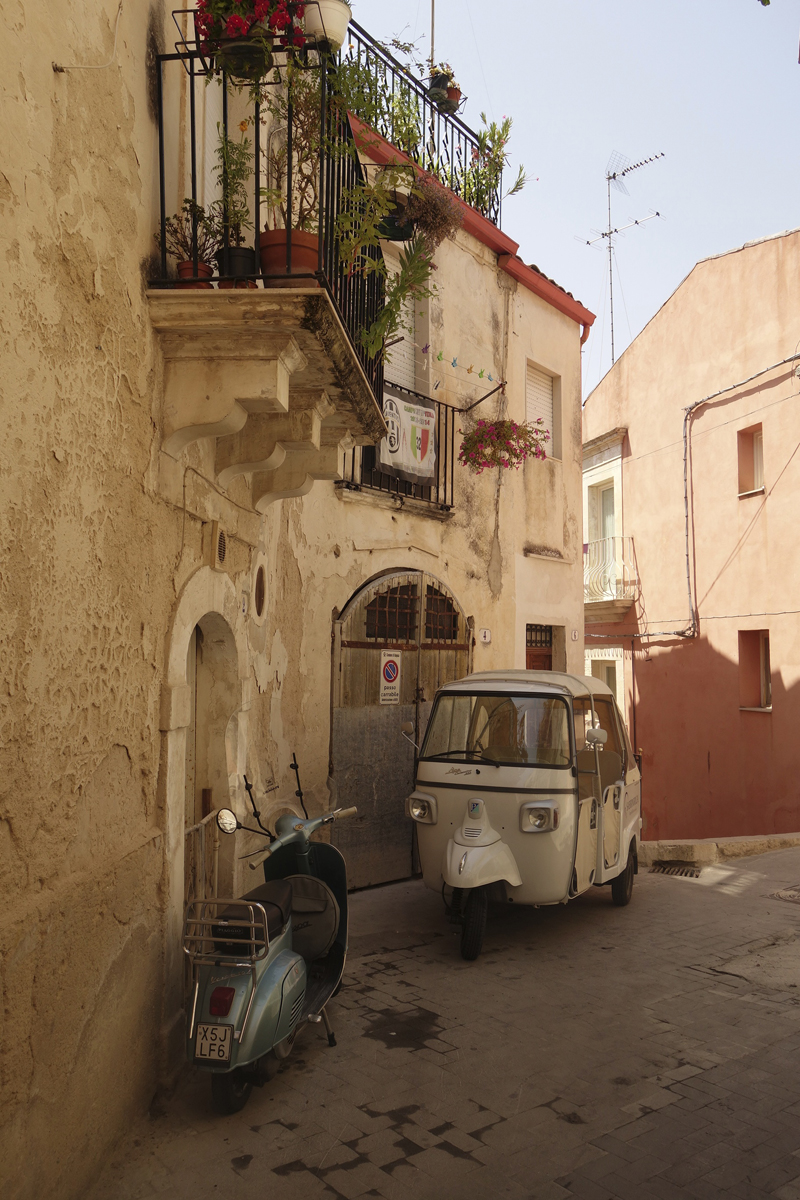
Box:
[349,0,800,397]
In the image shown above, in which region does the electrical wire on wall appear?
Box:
[53,2,123,72]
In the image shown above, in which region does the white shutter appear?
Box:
[384,266,416,391]
[526,363,553,434]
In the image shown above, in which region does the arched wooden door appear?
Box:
[329,571,472,888]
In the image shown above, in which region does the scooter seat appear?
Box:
[212,879,293,953]
[242,880,293,937]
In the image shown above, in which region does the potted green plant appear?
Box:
[210,122,258,287]
[427,62,452,104]
[259,66,323,283]
[458,417,549,474]
[194,0,306,82]
[156,199,220,287]
[462,113,528,217]
[303,0,352,50]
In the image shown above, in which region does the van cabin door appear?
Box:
[331,572,470,889]
[572,697,599,892]
[592,697,625,873]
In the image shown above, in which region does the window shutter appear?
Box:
[526,364,553,434]
[384,268,416,390]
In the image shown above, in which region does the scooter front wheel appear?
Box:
[460,887,488,961]
[211,1069,253,1115]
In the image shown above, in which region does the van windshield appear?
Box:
[420,693,572,767]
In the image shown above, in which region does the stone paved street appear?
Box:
[91,849,800,1200]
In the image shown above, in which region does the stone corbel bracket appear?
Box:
[147,292,387,471]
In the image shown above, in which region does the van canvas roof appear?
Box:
[440,671,614,698]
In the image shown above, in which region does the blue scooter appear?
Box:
[183,769,357,1114]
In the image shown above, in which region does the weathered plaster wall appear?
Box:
[0,5,269,1196]
[582,230,800,840]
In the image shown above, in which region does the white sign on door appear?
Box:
[379,650,402,704]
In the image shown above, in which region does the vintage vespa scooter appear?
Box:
[404,670,642,961]
[183,771,357,1114]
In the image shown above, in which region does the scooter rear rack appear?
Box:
[183,898,270,1043]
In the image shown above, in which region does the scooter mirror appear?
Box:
[586,726,608,747]
[216,808,239,835]
[400,721,414,735]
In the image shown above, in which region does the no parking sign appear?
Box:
[379,650,402,704]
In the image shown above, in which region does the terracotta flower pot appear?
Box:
[176,261,214,289]
[259,230,320,287]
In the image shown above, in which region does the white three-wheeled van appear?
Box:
[405,671,642,959]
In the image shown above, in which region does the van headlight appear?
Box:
[406,792,438,824]
[520,802,559,833]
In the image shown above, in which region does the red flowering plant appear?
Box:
[457,417,549,475]
[195,0,306,78]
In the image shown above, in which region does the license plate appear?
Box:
[195,1023,233,1062]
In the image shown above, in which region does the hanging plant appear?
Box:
[194,0,306,80]
[458,418,549,474]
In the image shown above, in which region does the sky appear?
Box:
[348,0,800,397]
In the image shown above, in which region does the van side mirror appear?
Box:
[586,726,608,747]
[400,721,420,751]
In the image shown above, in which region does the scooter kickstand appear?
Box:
[321,1006,336,1047]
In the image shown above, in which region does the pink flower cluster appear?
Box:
[195,0,306,49]
[457,417,549,475]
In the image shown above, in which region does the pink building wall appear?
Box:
[583,229,800,841]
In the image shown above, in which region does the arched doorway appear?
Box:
[329,570,471,888]
[184,612,240,902]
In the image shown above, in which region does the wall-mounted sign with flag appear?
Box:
[378,386,437,485]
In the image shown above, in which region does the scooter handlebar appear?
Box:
[247,806,357,870]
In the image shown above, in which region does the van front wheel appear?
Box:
[611,849,635,907]
[460,887,488,960]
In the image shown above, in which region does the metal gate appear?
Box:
[329,571,472,888]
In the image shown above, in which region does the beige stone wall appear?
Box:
[0,5,586,1196]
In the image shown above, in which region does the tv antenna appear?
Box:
[579,151,665,365]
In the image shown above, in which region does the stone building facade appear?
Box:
[0,5,592,1197]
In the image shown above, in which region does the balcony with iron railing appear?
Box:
[146,11,502,510]
[337,382,456,514]
[583,537,640,623]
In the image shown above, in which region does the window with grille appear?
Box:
[365,584,418,642]
[526,624,553,648]
[425,586,459,643]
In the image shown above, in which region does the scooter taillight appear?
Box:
[209,986,236,1016]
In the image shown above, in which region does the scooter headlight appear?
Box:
[406,792,438,824]
[530,810,548,830]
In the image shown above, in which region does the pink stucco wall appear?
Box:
[583,229,800,841]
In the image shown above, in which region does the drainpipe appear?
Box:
[580,323,591,346]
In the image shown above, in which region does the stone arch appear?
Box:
[159,566,251,1060]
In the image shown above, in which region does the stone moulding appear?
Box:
[147,290,387,509]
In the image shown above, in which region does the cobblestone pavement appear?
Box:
[91,849,800,1200]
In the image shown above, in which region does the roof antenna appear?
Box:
[578,151,665,365]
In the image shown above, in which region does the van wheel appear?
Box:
[460,887,488,960]
[611,849,635,907]
[211,1070,252,1115]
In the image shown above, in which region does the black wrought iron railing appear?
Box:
[152,24,385,401]
[338,383,456,511]
[343,22,502,225]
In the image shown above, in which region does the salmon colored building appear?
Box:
[582,229,800,842]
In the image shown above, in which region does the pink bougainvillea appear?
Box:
[457,417,549,475]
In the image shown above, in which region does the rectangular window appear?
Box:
[526,363,561,459]
[737,424,764,496]
[738,629,772,710]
